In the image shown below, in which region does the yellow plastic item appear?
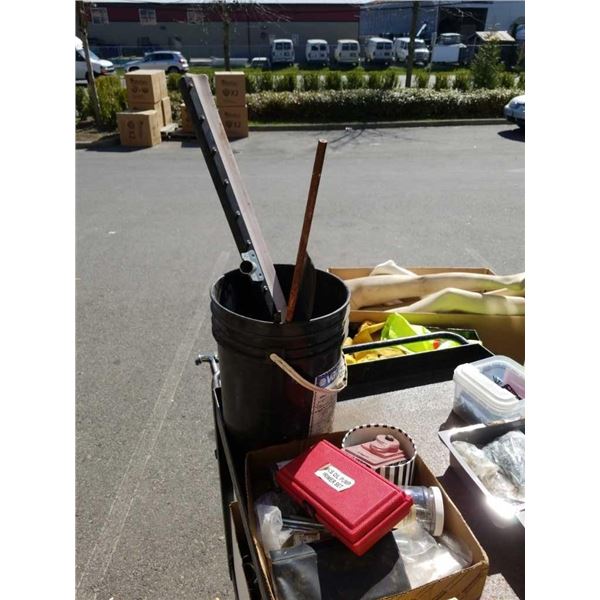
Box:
[344,313,459,365]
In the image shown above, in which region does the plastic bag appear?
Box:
[483,430,525,490]
[255,492,294,552]
[452,441,524,503]
[393,523,470,589]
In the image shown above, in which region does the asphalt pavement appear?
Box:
[76,124,524,600]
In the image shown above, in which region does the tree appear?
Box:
[405,1,420,89]
[471,40,503,89]
[76,1,102,127]
[190,1,288,71]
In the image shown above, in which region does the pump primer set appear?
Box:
[184,73,525,599]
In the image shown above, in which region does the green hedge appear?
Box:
[96,76,127,129]
[76,86,90,122]
[247,89,516,123]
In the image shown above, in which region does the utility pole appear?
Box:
[405,1,420,89]
[76,1,102,127]
[223,15,231,71]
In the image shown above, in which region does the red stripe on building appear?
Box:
[103,3,360,23]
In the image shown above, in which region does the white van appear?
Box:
[270,39,295,66]
[305,39,329,66]
[431,33,467,65]
[334,39,360,66]
[393,37,430,65]
[364,37,393,66]
[75,37,115,81]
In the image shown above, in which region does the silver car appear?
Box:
[124,51,189,74]
[504,94,525,129]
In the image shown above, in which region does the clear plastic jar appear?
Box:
[396,486,444,537]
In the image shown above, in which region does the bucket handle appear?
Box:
[269,353,348,394]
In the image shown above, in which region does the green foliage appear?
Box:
[274,73,297,92]
[498,71,516,89]
[433,73,449,91]
[379,71,396,90]
[516,71,525,90]
[471,42,503,89]
[76,86,90,122]
[302,72,320,91]
[259,71,273,92]
[345,70,365,90]
[247,88,516,123]
[415,71,430,89]
[324,71,343,91]
[367,72,383,89]
[246,74,260,93]
[167,72,182,92]
[452,72,472,92]
[96,76,127,129]
[169,90,182,121]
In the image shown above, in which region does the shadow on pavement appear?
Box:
[82,144,148,153]
[498,128,525,142]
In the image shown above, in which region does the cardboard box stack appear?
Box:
[214,72,248,140]
[118,70,170,147]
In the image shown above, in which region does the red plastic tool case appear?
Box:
[275,440,413,556]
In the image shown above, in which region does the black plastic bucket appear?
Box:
[211,264,350,454]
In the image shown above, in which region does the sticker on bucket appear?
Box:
[309,359,345,436]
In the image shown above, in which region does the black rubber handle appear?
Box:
[342,331,471,354]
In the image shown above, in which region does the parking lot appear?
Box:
[76,124,524,600]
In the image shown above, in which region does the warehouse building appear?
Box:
[85,1,524,62]
[359,1,524,44]
[85,1,363,60]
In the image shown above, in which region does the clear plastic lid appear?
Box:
[454,356,524,416]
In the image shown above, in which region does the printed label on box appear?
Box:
[315,464,355,491]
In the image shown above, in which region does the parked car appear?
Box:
[393,37,430,65]
[76,36,114,81]
[431,33,467,65]
[305,39,329,66]
[364,37,393,66]
[123,51,189,73]
[504,94,525,129]
[334,39,360,66]
[248,57,270,69]
[270,39,295,66]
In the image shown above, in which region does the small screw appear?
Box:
[235,210,241,217]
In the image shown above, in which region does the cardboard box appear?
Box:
[180,103,193,133]
[125,70,166,106]
[218,105,249,139]
[117,110,161,147]
[124,99,166,127]
[215,71,246,106]
[329,267,525,364]
[159,73,168,99]
[160,96,172,126]
[246,431,489,600]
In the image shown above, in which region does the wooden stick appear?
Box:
[286,139,328,322]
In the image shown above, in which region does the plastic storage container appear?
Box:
[453,355,525,424]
